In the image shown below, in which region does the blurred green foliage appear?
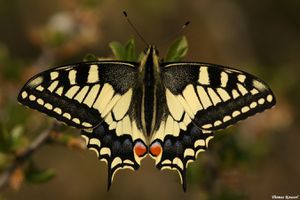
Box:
[83,53,98,62]
[25,160,55,184]
[109,38,140,61]
[109,36,188,62]
[165,36,188,62]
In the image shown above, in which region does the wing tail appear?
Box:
[81,123,147,190]
[150,122,214,191]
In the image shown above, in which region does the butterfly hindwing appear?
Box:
[151,120,214,191]
[161,62,276,131]
[18,61,138,129]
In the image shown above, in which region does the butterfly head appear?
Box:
[143,45,159,56]
[140,45,160,73]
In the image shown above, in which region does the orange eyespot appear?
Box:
[150,142,162,157]
[134,142,147,157]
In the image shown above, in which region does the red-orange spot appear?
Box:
[134,142,147,157]
[150,142,162,157]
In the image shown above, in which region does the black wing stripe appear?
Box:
[75,63,89,85]
[225,70,239,91]
[40,72,51,88]
[207,66,221,87]
[57,70,71,94]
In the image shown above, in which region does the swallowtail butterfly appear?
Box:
[18,43,276,191]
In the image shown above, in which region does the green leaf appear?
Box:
[25,161,55,183]
[10,125,24,142]
[26,169,55,183]
[0,125,27,153]
[10,125,27,151]
[109,38,139,61]
[83,53,98,62]
[137,52,144,61]
[109,41,126,60]
[165,36,188,62]
[124,38,138,61]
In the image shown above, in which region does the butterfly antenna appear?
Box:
[161,20,190,46]
[123,11,149,46]
[182,21,190,29]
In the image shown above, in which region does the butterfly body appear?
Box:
[140,46,159,136]
[18,45,276,191]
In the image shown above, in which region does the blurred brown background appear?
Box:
[0,0,299,200]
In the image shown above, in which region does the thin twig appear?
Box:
[0,124,57,189]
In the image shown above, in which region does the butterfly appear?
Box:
[18,42,276,191]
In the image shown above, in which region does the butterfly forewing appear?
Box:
[18,61,138,129]
[161,62,276,131]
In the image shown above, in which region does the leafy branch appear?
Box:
[0,124,55,189]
